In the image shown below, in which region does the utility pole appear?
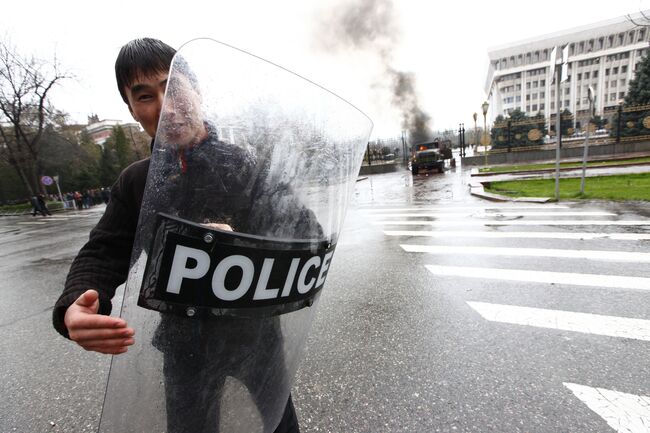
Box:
[580,87,595,195]
[553,45,568,201]
[473,113,478,154]
[555,66,562,201]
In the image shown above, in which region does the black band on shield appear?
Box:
[138,213,335,318]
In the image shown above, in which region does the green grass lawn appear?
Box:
[484,173,650,201]
[479,156,650,174]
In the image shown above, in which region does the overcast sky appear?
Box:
[2,0,649,138]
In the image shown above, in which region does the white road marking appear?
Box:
[362,205,570,212]
[374,220,650,227]
[467,302,650,342]
[402,244,650,262]
[564,383,650,433]
[373,211,616,218]
[424,265,650,291]
[384,230,650,241]
[16,222,47,225]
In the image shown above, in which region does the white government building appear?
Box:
[485,10,650,128]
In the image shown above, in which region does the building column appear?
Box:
[545,65,553,132]
[519,73,525,112]
[627,48,636,92]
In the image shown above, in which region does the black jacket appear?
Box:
[52,157,149,337]
[53,129,323,338]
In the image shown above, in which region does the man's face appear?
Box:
[158,73,206,147]
[124,71,168,138]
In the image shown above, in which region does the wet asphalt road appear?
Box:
[1,163,649,432]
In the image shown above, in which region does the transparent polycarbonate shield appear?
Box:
[98,39,372,433]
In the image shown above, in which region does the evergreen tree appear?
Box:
[624,53,650,106]
[73,130,102,189]
[491,109,546,149]
[613,51,650,138]
[100,135,120,187]
[560,109,574,136]
[112,125,134,171]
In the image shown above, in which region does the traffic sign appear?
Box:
[41,176,53,186]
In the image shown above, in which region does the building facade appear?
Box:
[85,115,141,146]
[485,11,650,128]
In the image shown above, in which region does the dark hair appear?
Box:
[169,55,201,93]
[115,38,176,104]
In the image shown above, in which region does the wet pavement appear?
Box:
[1,164,649,432]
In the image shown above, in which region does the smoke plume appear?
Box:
[317,0,432,144]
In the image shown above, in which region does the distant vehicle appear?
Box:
[410,141,445,175]
[384,153,395,160]
[594,129,608,135]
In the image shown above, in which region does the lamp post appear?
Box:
[473,112,478,154]
[460,123,465,157]
[580,86,595,195]
[458,123,466,157]
[616,99,624,145]
[482,101,489,167]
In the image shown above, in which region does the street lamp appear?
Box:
[580,86,595,195]
[616,98,624,145]
[482,101,489,166]
[458,123,466,157]
[473,112,478,154]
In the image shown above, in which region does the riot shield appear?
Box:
[98,39,372,433]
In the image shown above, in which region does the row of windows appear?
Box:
[501,79,618,98]
[498,58,634,91]
[604,92,626,102]
[525,103,545,112]
[497,61,634,95]
[605,79,626,88]
[505,90,628,113]
[577,58,599,67]
[527,68,546,77]
[501,79,549,93]
[526,92,546,100]
[493,29,647,70]
[606,52,630,61]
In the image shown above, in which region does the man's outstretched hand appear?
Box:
[64,290,135,355]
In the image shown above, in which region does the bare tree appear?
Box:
[0,39,68,195]
[627,11,650,28]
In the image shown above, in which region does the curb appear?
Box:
[469,181,552,203]
[471,160,650,177]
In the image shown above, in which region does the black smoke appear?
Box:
[317,0,433,144]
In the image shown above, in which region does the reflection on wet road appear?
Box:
[2,165,649,432]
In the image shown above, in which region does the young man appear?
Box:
[53,38,300,433]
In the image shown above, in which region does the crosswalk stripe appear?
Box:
[373,211,616,218]
[564,383,650,433]
[467,301,650,342]
[402,244,650,262]
[361,205,570,212]
[374,220,650,227]
[424,265,650,291]
[384,230,650,241]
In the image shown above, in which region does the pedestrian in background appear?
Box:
[37,194,52,216]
